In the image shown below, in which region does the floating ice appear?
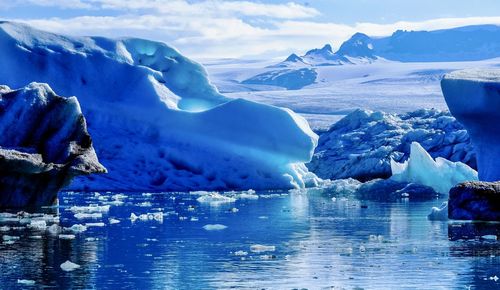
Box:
[130,212,163,222]
[70,205,110,214]
[67,224,87,233]
[60,260,80,272]
[17,279,35,286]
[250,244,276,253]
[202,224,227,231]
[74,213,103,220]
[59,234,76,240]
[234,250,248,256]
[391,142,478,194]
[28,220,47,231]
[196,192,236,205]
[47,224,61,235]
[85,222,105,227]
[427,202,449,221]
[109,218,120,224]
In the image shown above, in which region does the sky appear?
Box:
[0,0,499,60]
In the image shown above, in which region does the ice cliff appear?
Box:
[441,69,500,182]
[0,83,105,207]
[308,109,476,181]
[0,22,318,191]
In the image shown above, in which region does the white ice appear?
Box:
[391,142,478,194]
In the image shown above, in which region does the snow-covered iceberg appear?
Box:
[0,22,318,191]
[308,109,475,181]
[441,69,500,182]
[0,83,105,207]
[390,142,478,194]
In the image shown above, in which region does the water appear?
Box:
[1,189,500,289]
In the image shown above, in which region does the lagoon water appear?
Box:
[1,189,500,289]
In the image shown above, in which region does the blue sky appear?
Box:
[1,0,499,59]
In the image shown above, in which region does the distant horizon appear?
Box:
[1,0,499,60]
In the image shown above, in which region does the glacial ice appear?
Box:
[309,109,476,181]
[441,69,500,181]
[202,224,228,231]
[60,260,80,272]
[427,202,449,221]
[0,83,105,207]
[0,22,318,192]
[391,142,477,194]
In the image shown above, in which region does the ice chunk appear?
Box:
[60,260,80,272]
[391,142,478,194]
[130,212,163,222]
[74,213,103,220]
[250,244,276,253]
[427,202,449,221]
[202,224,227,231]
[69,205,110,214]
[47,224,61,235]
[109,218,120,224]
[28,220,47,231]
[67,224,87,233]
[234,250,248,256]
[85,222,105,227]
[59,234,76,240]
[17,279,35,286]
[196,192,236,205]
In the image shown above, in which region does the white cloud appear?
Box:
[3,0,500,60]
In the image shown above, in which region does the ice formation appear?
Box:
[441,69,500,181]
[0,22,318,191]
[0,83,105,208]
[60,260,80,272]
[391,142,477,194]
[309,109,475,181]
[427,202,449,221]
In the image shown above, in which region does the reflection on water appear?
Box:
[1,189,500,289]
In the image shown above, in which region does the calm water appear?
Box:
[1,188,500,289]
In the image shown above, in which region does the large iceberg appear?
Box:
[0,83,105,207]
[441,69,500,182]
[308,109,475,181]
[390,142,478,194]
[0,22,318,191]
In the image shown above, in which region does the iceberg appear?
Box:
[441,69,500,182]
[309,109,475,181]
[391,142,477,194]
[0,83,105,208]
[0,22,318,191]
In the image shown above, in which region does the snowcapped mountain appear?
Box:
[0,21,319,191]
[236,24,500,91]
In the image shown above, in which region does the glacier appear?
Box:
[441,69,500,182]
[308,109,476,181]
[0,83,105,207]
[0,22,318,191]
[390,142,478,194]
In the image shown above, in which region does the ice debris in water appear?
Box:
[427,202,449,221]
[60,260,80,272]
[234,250,248,256]
[67,224,87,233]
[85,222,105,227]
[28,220,47,231]
[47,224,61,235]
[130,212,163,222]
[59,234,76,240]
[250,244,276,253]
[196,192,236,205]
[69,205,110,213]
[391,142,478,194]
[17,279,35,286]
[74,213,103,219]
[202,224,228,231]
[482,235,498,240]
[109,218,120,224]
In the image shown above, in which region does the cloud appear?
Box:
[2,0,500,59]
